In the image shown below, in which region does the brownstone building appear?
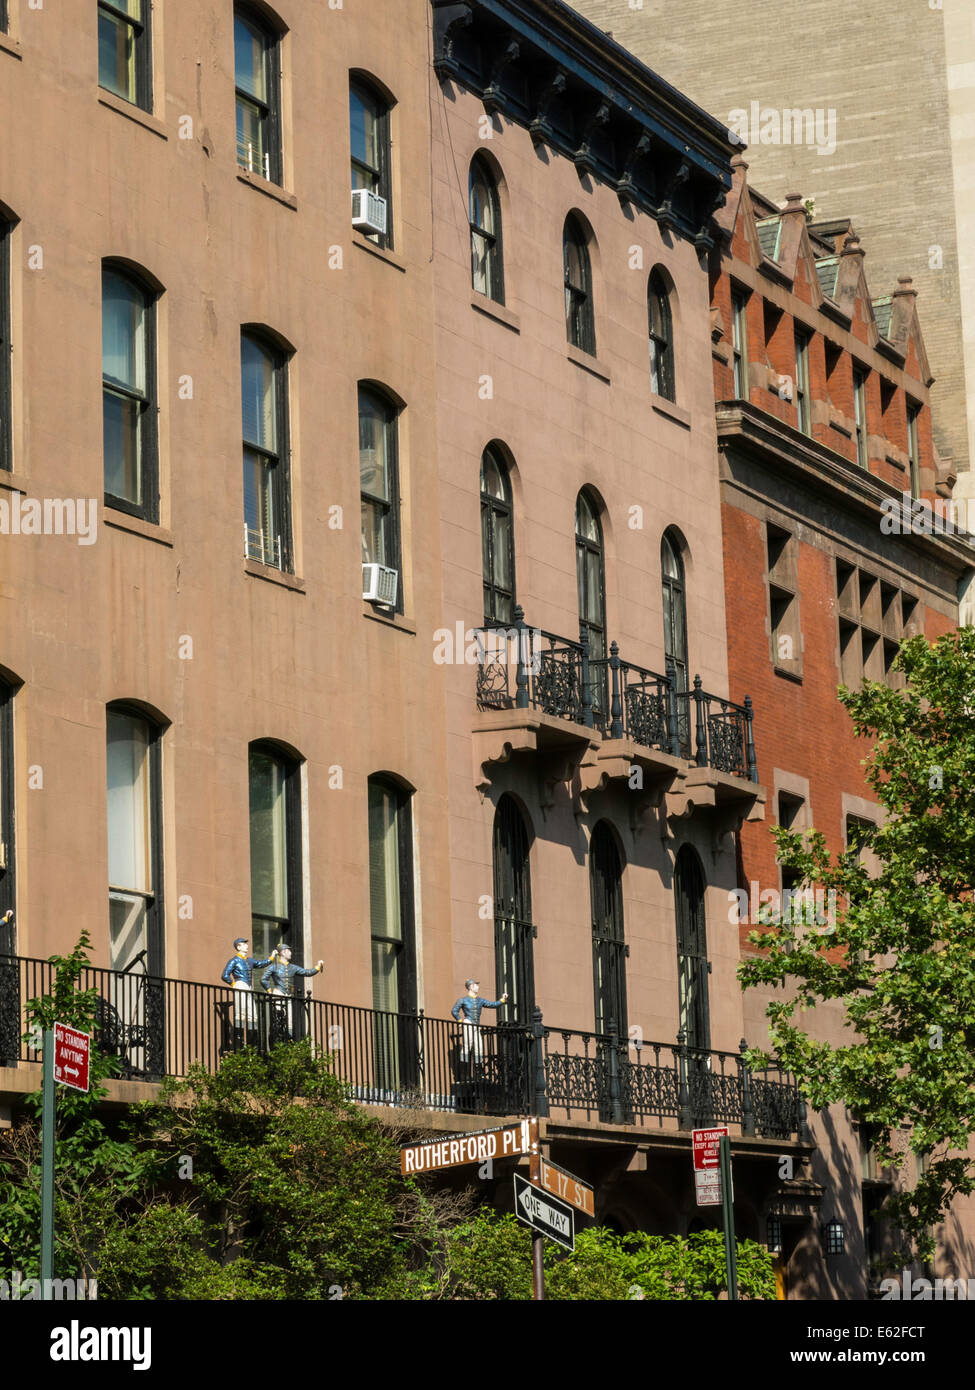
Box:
[0,0,971,1301]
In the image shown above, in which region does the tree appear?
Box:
[739,628,975,1256]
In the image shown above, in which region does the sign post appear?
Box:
[719,1135,738,1301]
[40,1023,92,1300]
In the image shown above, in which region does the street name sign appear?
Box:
[53,1022,90,1093]
[529,1153,595,1218]
[513,1172,575,1252]
[400,1118,538,1175]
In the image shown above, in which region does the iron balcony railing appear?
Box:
[0,956,802,1139]
[474,607,758,782]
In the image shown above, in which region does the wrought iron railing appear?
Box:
[0,956,802,1139]
[474,607,758,780]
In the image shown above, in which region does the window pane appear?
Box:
[249,751,288,920]
[369,782,402,943]
[371,939,400,1014]
[492,511,511,592]
[481,452,505,501]
[103,273,145,393]
[234,14,267,102]
[350,89,379,171]
[104,390,142,504]
[109,891,147,972]
[241,337,276,452]
[472,230,491,297]
[236,97,267,174]
[359,395,389,498]
[361,498,388,567]
[98,11,136,101]
[107,711,151,892]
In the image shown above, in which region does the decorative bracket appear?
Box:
[482,38,520,115]
[530,69,567,146]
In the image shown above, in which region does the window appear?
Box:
[777,792,805,900]
[249,744,302,978]
[359,385,403,608]
[648,269,675,401]
[493,795,534,1025]
[835,560,914,689]
[98,0,152,111]
[576,490,606,718]
[564,215,595,355]
[480,446,514,625]
[102,265,157,521]
[368,777,416,1016]
[350,79,392,250]
[853,368,868,468]
[731,288,749,399]
[107,707,162,974]
[470,157,503,303]
[907,402,921,498]
[241,330,291,571]
[0,219,10,472]
[794,329,811,435]
[674,845,709,1052]
[234,6,281,183]
[766,524,801,677]
[590,822,627,1039]
[0,679,14,936]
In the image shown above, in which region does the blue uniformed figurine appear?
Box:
[451,979,507,1064]
[261,946,324,1038]
[222,936,276,1032]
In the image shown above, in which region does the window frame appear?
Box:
[248,742,303,981]
[493,794,535,1027]
[480,446,515,626]
[648,269,675,402]
[0,219,10,473]
[907,401,921,498]
[234,4,283,186]
[241,328,292,573]
[106,704,164,977]
[98,0,153,113]
[350,78,393,252]
[359,383,403,614]
[102,263,159,524]
[794,328,811,435]
[368,775,417,1017]
[853,367,868,469]
[563,215,596,356]
[674,844,710,1053]
[0,679,14,935]
[469,156,504,305]
[731,287,749,399]
[590,821,627,1041]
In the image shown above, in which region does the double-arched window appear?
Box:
[563,215,595,355]
[648,269,675,401]
[469,157,504,303]
[480,446,515,624]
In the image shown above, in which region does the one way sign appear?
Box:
[513,1172,575,1252]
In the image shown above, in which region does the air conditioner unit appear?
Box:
[351,188,388,237]
[362,563,398,607]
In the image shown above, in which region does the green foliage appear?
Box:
[739,629,975,1256]
[430,1209,775,1300]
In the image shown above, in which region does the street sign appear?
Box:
[529,1153,595,1218]
[401,1117,537,1176]
[692,1125,729,1170]
[53,1022,90,1093]
[513,1173,575,1252]
[694,1169,722,1206]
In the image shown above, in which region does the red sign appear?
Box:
[692,1125,730,1171]
[54,1022,90,1093]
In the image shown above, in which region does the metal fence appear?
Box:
[0,958,800,1138]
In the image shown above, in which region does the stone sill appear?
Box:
[244,559,305,591]
[98,90,167,139]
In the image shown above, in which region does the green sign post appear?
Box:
[40,1028,55,1299]
[719,1135,738,1301]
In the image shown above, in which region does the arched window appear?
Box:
[0,215,10,471]
[350,78,393,250]
[662,530,689,755]
[648,269,675,401]
[107,705,163,975]
[590,822,627,1040]
[102,263,158,521]
[241,329,291,571]
[469,157,504,303]
[493,795,534,1025]
[249,742,302,984]
[480,446,514,624]
[0,678,14,942]
[234,4,282,183]
[563,215,595,355]
[368,776,416,1016]
[674,845,710,1052]
[359,384,402,610]
[576,490,607,717]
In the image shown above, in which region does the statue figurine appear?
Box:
[221,937,276,1033]
[261,946,323,1039]
[451,979,507,1064]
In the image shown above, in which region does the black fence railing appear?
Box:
[474,608,758,781]
[0,957,802,1139]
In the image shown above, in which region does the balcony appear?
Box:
[0,956,804,1140]
[472,609,761,817]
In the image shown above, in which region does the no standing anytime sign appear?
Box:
[53,1021,91,1093]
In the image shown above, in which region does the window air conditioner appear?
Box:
[362,563,398,607]
[351,188,388,237]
